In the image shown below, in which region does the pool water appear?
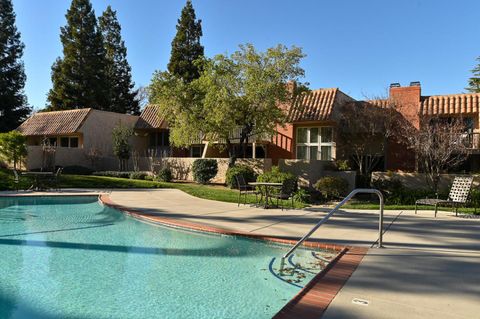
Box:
[0,196,335,319]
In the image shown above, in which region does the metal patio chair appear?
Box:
[415,176,474,217]
[235,175,262,206]
[272,178,298,210]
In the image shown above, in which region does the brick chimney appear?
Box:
[389,81,421,129]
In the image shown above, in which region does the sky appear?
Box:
[12,0,480,110]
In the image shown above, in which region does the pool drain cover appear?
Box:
[352,298,369,306]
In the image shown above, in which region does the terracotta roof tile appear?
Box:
[135,105,168,129]
[17,108,91,136]
[420,93,480,115]
[288,88,340,122]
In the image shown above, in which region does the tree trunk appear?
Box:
[226,139,236,167]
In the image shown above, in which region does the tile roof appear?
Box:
[17,108,91,136]
[420,93,480,115]
[135,105,168,129]
[287,88,340,122]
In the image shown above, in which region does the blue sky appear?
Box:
[12,0,480,110]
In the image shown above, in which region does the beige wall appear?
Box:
[79,109,138,157]
[372,171,480,191]
[279,159,356,191]
[154,158,272,184]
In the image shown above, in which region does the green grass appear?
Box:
[0,169,306,208]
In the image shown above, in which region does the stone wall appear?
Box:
[278,159,356,191]
[371,171,480,191]
[153,158,272,184]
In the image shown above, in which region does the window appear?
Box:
[296,127,334,160]
[190,145,204,158]
[58,136,79,148]
[149,131,170,148]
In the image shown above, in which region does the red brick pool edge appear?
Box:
[99,194,368,318]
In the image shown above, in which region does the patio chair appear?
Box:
[45,167,63,191]
[415,176,474,217]
[13,170,20,192]
[235,175,262,206]
[273,179,298,211]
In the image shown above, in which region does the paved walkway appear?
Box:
[3,188,479,318]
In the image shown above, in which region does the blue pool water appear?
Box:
[0,196,335,319]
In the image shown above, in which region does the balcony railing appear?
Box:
[462,133,480,149]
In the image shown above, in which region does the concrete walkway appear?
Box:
[3,188,479,318]
[106,189,480,319]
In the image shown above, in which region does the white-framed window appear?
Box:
[296,127,333,160]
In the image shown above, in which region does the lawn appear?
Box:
[0,169,305,208]
[1,168,477,213]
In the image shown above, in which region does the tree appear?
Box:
[99,6,139,114]
[466,56,480,93]
[150,44,305,165]
[0,131,27,170]
[167,0,204,83]
[112,123,132,171]
[338,98,398,178]
[0,0,30,132]
[398,116,469,193]
[47,0,108,111]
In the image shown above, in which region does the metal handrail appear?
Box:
[282,188,384,263]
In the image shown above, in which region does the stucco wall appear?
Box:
[154,158,272,184]
[278,159,356,191]
[371,171,480,191]
[79,109,138,157]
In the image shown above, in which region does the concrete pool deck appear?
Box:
[2,188,479,318]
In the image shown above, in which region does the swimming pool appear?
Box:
[0,196,336,318]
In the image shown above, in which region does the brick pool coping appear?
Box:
[99,194,368,318]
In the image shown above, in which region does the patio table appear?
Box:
[248,182,283,209]
[21,171,54,191]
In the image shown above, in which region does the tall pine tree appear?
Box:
[0,0,30,132]
[168,0,204,82]
[99,6,139,115]
[467,56,480,93]
[47,0,108,111]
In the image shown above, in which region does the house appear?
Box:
[17,108,139,170]
[385,82,480,172]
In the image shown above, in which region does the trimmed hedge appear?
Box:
[192,159,218,184]
[156,167,173,182]
[93,171,132,179]
[315,176,349,200]
[61,165,94,175]
[225,165,256,188]
[129,172,148,180]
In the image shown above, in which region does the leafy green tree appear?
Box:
[99,6,139,114]
[47,0,108,111]
[167,0,204,83]
[0,0,30,132]
[0,131,27,170]
[112,123,133,171]
[150,44,305,165]
[467,56,480,93]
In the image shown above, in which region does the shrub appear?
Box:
[293,188,310,203]
[257,166,297,195]
[93,171,131,178]
[225,165,256,188]
[371,178,442,205]
[315,176,349,200]
[62,165,93,175]
[156,167,173,182]
[192,159,218,184]
[334,160,351,171]
[129,171,148,180]
[144,175,154,181]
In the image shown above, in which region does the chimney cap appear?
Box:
[390,83,401,88]
[409,81,421,87]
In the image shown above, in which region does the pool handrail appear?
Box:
[282,188,384,262]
